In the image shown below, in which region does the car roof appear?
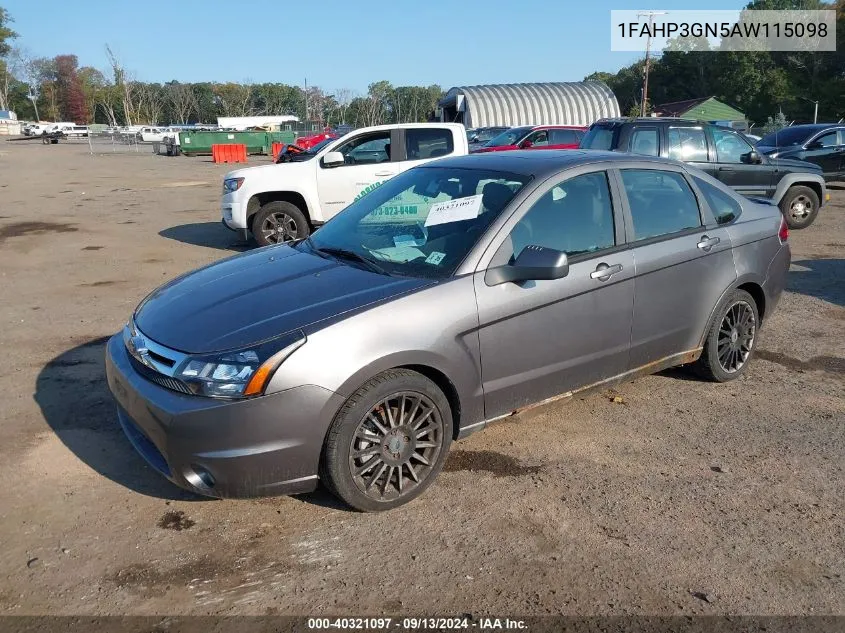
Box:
[594,117,709,127]
[766,123,841,133]
[424,149,685,177]
[532,125,587,130]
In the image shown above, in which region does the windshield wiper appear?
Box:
[313,246,388,275]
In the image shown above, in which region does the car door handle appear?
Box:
[374,171,395,177]
[697,235,720,251]
[590,263,623,281]
[718,166,734,171]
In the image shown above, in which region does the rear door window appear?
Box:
[549,129,580,145]
[667,127,708,162]
[620,169,702,240]
[404,128,455,161]
[629,128,659,156]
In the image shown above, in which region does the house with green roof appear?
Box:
[653,97,748,131]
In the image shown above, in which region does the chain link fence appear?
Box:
[86,126,149,155]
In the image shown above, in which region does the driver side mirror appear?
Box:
[322,151,345,167]
[806,140,824,150]
[519,139,533,149]
[486,245,569,286]
[743,150,762,164]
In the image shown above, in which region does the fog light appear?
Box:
[184,465,216,490]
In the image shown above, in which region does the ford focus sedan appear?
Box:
[106,151,791,511]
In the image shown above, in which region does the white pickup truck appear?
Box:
[221,122,469,245]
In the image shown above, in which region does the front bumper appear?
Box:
[104,334,345,498]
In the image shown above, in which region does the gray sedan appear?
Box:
[105,151,791,511]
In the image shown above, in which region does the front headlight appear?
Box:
[222,177,244,194]
[175,331,306,398]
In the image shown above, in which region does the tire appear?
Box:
[320,369,453,512]
[779,185,819,229]
[693,289,759,383]
[251,201,310,247]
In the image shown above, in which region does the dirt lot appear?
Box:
[0,141,842,618]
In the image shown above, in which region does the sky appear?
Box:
[3,0,748,93]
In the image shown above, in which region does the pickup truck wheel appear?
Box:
[779,186,819,229]
[251,201,310,246]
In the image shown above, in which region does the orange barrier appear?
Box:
[211,144,248,164]
[271,142,283,159]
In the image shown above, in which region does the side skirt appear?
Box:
[456,348,702,440]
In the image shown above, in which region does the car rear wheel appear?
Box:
[780,185,819,229]
[320,369,452,512]
[251,201,310,247]
[693,289,759,382]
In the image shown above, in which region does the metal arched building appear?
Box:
[438,81,620,128]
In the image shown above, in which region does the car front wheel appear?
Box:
[780,185,819,229]
[320,369,452,512]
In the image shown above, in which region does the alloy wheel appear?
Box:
[717,300,756,374]
[260,212,299,243]
[349,392,444,502]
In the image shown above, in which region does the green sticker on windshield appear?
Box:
[425,251,446,265]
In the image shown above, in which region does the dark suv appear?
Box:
[580,118,829,228]
[756,124,845,182]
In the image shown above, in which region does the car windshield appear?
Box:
[301,166,531,279]
[475,128,506,142]
[484,126,533,148]
[580,125,616,150]
[758,127,814,147]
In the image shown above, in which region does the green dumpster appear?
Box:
[178,131,295,156]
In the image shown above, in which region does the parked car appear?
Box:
[108,150,791,511]
[756,124,845,182]
[26,123,53,136]
[137,126,173,143]
[294,132,337,150]
[221,122,469,246]
[467,126,509,149]
[580,118,829,229]
[472,125,586,153]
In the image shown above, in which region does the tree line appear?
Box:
[588,0,845,128]
[1,1,843,129]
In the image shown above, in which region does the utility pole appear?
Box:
[304,77,308,126]
[638,11,667,117]
[798,96,819,124]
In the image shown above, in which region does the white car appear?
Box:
[138,126,174,143]
[221,123,469,245]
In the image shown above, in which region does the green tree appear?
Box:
[0,7,17,57]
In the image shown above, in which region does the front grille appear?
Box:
[129,354,193,395]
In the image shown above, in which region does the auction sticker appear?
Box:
[424,195,482,227]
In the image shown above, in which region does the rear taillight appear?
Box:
[778,217,789,243]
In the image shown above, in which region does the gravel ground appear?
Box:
[0,142,842,617]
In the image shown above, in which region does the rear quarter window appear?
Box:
[693,176,741,225]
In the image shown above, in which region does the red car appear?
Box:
[294,131,337,149]
[471,125,586,153]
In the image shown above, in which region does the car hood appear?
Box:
[223,161,310,181]
[769,156,823,171]
[134,245,433,354]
